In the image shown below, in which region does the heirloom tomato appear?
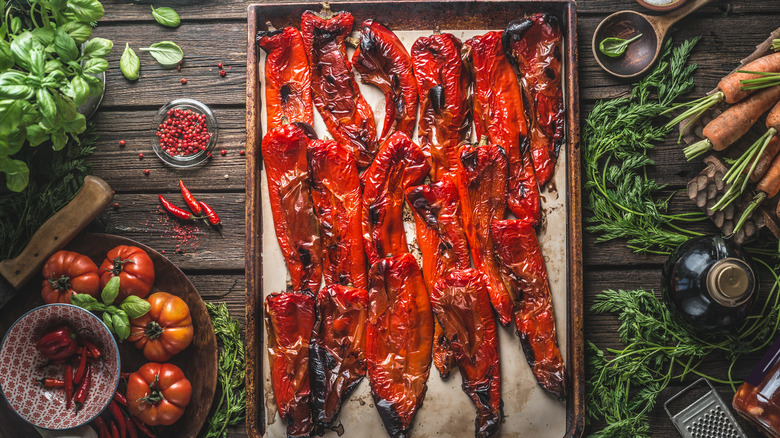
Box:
[127,362,192,426]
[99,245,155,301]
[129,292,193,362]
[41,250,100,304]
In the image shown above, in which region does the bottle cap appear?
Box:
[706,258,755,307]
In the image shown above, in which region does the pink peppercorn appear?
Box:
[220,149,227,156]
[181,78,187,84]
[138,153,144,159]
[144,169,150,175]
[119,140,126,147]
[219,70,226,77]
[217,62,223,68]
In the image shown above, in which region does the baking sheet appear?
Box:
[258,26,568,438]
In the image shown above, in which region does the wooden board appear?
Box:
[244,2,583,437]
[0,233,217,438]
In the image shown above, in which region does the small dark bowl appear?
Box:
[592,11,659,79]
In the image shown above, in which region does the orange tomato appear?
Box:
[129,292,193,362]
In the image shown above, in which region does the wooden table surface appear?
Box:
[4,0,780,437]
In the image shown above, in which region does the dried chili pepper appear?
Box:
[265,292,315,438]
[367,253,433,438]
[262,122,323,294]
[94,417,110,438]
[504,14,564,186]
[412,33,472,181]
[352,19,418,143]
[178,180,202,215]
[40,377,65,388]
[308,140,367,289]
[158,195,200,221]
[492,219,566,399]
[301,5,378,168]
[464,32,540,226]
[309,285,368,429]
[431,269,503,438]
[36,324,78,361]
[362,131,430,265]
[74,346,88,384]
[405,178,470,378]
[74,363,91,411]
[109,400,127,438]
[257,26,313,132]
[455,139,515,326]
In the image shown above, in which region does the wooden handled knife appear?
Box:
[0,176,113,308]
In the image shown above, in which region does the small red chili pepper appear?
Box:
[181,78,187,84]
[113,391,128,407]
[125,412,138,438]
[109,400,127,438]
[199,201,221,226]
[39,377,65,388]
[159,195,202,221]
[74,347,88,384]
[81,339,102,360]
[110,420,120,438]
[131,417,157,438]
[178,180,203,214]
[94,417,110,438]
[118,140,126,147]
[36,325,78,361]
[65,364,73,409]
[74,363,91,412]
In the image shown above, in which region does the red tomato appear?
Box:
[128,292,194,362]
[127,362,191,426]
[99,245,155,301]
[41,250,100,304]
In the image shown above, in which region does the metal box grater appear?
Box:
[664,378,747,438]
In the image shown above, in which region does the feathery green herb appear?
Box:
[204,302,246,438]
[584,38,707,255]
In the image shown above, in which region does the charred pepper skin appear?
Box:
[353,19,418,143]
[309,285,369,429]
[464,32,541,226]
[367,253,433,438]
[257,26,313,132]
[265,292,316,438]
[301,9,378,168]
[432,269,503,438]
[503,14,565,185]
[262,123,323,294]
[492,219,566,400]
[308,140,367,290]
[362,131,431,265]
[412,33,472,182]
[405,178,470,378]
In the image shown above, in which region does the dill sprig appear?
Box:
[584,37,707,255]
[204,302,246,438]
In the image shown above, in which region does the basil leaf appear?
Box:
[0,72,34,99]
[26,124,49,146]
[43,70,67,88]
[112,311,130,341]
[101,276,120,305]
[50,130,68,150]
[0,41,12,72]
[10,17,20,35]
[36,88,56,123]
[83,73,103,95]
[82,58,108,74]
[102,312,115,333]
[119,295,151,319]
[66,0,105,23]
[3,159,29,192]
[0,99,24,136]
[151,6,180,28]
[71,293,107,311]
[70,75,89,105]
[120,43,140,81]
[10,32,36,71]
[29,48,45,78]
[31,27,55,47]
[139,41,183,68]
[54,29,79,62]
[82,37,113,58]
[45,59,63,74]
[599,34,643,58]
[60,21,93,44]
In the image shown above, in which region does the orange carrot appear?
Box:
[757,152,780,198]
[749,136,780,183]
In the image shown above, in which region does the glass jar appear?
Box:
[734,337,780,437]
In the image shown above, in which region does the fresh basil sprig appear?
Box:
[139,41,183,68]
[72,277,151,341]
[151,6,181,28]
[599,33,643,58]
[120,43,140,81]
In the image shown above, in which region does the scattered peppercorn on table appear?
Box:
[2,1,780,437]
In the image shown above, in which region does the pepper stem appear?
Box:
[318,1,334,19]
[144,321,165,340]
[48,275,71,292]
[265,21,276,32]
[478,135,489,147]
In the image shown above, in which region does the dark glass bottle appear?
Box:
[662,235,757,332]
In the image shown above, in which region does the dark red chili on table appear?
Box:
[159,195,201,221]
[113,390,128,407]
[110,420,120,438]
[109,400,127,438]
[125,412,139,438]
[93,417,110,438]
[178,180,202,215]
[74,363,91,411]
[65,364,73,409]
[131,417,157,438]
[36,325,78,361]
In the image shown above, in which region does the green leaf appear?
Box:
[3,159,29,192]
[10,32,37,71]
[70,75,89,106]
[66,0,105,23]
[101,276,120,305]
[151,6,180,28]
[0,41,12,72]
[0,72,34,99]
[119,295,151,319]
[51,130,68,150]
[60,21,93,44]
[71,293,107,311]
[36,88,57,123]
[82,57,108,74]
[10,17,20,35]
[82,73,103,95]
[26,124,48,146]
[31,27,55,47]
[102,311,115,333]
[139,41,183,68]
[120,43,140,81]
[599,34,643,58]
[0,99,24,135]
[54,29,79,62]
[45,59,63,74]
[82,37,113,58]
[29,49,45,78]
[112,311,130,341]
[43,70,67,88]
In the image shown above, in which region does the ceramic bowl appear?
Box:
[0,304,120,430]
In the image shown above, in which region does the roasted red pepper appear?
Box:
[367,253,433,438]
[36,324,78,361]
[464,32,540,225]
[412,33,472,181]
[504,14,564,186]
[309,285,368,428]
[301,6,377,168]
[455,140,515,326]
[492,219,566,399]
[257,26,313,132]
[352,19,418,143]
[362,131,430,265]
[262,123,323,294]
[265,292,316,437]
[307,140,367,290]
[405,178,470,378]
[431,269,503,438]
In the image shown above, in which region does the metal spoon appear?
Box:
[592,0,712,79]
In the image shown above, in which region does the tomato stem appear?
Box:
[144,321,165,340]
[108,257,136,276]
[140,374,166,405]
[48,275,71,291]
